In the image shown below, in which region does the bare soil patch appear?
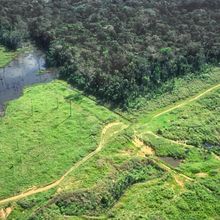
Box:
[132,136,154,157]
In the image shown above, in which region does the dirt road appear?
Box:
[153,83,220,118]
[0,122,127,205]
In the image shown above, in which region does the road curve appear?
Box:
[0,122,127,205]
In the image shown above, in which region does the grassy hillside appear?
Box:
[111,173,220,220]
[0,68,218,220]
[108,70,220,220]
[160,89,220,151]
[128,67,220,121]
[0,81,118,199]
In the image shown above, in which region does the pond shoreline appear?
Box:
[0,49,57,116]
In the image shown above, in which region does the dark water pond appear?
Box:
[0,50,56,114]
[159,156,182,167]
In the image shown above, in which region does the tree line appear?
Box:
[0,0,220,108]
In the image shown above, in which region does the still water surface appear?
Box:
[0,51,56,114]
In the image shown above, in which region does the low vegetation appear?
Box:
[129,67,220,121]
[0,46,16,67]
[141,132,188,159]
[0,1,219,218]
[111,174,220,220]
[0,67,218,220]
[0,80,118,199]
[32,159,162,219]
[160,89,220,153]
[106,70,220,220]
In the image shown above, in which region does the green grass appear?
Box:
[0,80,118,199]
[29,159,163,219]
[160,89,220,152]
[110,174,220,220]
[127,67,220,123]
[135,88,220,158]
[6,189,57,220]
[0,46,17,67]
[58,128,136,191]
[108,139,220,220]
[105,68,220,220]
[141,132,188,159]
[179,148,220,176]
[2,68,220,220]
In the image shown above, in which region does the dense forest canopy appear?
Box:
[0,0,220,107]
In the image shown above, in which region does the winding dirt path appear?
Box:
[0,122,127,205]
[153,83,220,118]
[143,83,220,182]
[1,83,219,207]
[134,84,220,185]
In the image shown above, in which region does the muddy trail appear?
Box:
[0,122,127,205]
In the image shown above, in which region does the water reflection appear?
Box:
[0,51,56,114]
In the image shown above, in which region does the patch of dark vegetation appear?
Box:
[17,200,36,210]
[159,156,182,168]
[0,0,220,107]
[203,142,220,154]
[0,22,26,50]
[29,158,163,219]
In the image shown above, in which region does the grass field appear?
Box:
[1,68,220,220]
[111,173,220,220]
[0,46,17,67]
[108,70,220,220]
[160,89,220,151]
[125,67,220,122]
[0,80,118,199]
